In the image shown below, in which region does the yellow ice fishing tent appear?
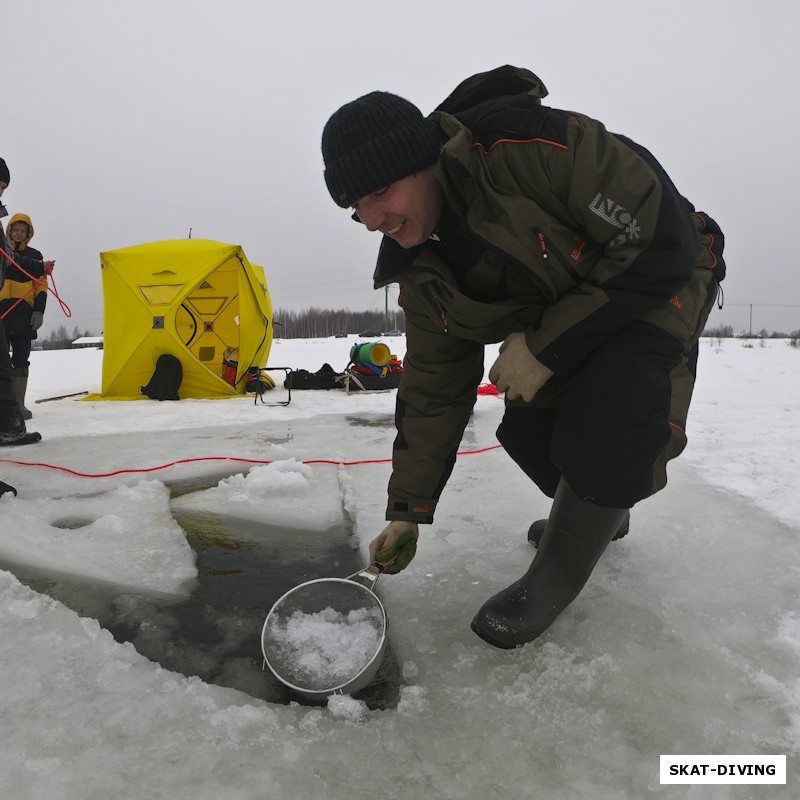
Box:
[89,238,273,399]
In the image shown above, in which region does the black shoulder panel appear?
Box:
[436,65,548,115]
[456,97,570,152]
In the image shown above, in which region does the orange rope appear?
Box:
[0,445,503,479]
[0,244,71,318]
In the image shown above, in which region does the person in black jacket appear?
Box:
[0,157,41,478]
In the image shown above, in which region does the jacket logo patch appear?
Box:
[570,235,586,261]
[588,193,641,246]
[412,503,431,513]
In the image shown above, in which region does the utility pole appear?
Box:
[384,285,389,333]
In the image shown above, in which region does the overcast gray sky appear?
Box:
[3,0,798,337]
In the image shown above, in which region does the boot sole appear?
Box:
[470,618,524,650]
[0,431,42,447]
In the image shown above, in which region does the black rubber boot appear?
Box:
[527,511,630,547]
[471,480,629,649]
[0,405,41,447]
[0,480,17,497]
[12,367,32,420]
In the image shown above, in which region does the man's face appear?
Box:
[9,222,29,242]
[353,167,443,248]
[0,181,7,198]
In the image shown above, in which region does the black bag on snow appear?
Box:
[340,362,403,391]
[284,363,342,390]
[141,354,183,400]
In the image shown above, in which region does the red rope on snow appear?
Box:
[477,382,502,396]
[0,445,503,479]
[0,244,72,318]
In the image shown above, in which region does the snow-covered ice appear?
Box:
[1,335,798,799]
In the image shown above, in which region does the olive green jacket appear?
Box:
[374,67,722,523]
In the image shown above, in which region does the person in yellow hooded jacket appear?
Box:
[0,157,41,486]
[0,212,50,419]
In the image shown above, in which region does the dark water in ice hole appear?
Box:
[5,472,402,710]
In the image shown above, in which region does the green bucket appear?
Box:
[350,342,391,368]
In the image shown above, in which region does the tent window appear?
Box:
[140,284,185,305]
[198,346,215,362]
[187,297,228,315]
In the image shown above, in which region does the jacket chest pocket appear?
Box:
[425,282,545,344]
[529,224,600,297]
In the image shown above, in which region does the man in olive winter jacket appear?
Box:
[321,66,725,649]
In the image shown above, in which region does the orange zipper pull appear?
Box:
[537,231,548,258]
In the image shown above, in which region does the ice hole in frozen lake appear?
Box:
[7,473,402,709]
[50,515,96,530]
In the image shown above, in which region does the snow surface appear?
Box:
[1,335,798,799]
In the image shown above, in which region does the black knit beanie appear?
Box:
[322,92,441,208]
[0,158,9,186]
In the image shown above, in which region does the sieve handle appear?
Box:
[347,559,394,591]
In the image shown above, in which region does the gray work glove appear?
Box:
[30,311,44,330]
[489,331,554,402]
[369,520,419,575]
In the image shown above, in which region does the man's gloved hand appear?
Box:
[30,311,44,331]
[43,260,55,275]
[489,331,554,402]
[369,520,419,575]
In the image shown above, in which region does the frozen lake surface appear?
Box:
[0,337,798,799]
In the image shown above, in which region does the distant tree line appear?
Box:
[272,312,800,343]
[25,316,800,350]
[703,323,800,340]
[38,325,95,350]
[272,307,405,339]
